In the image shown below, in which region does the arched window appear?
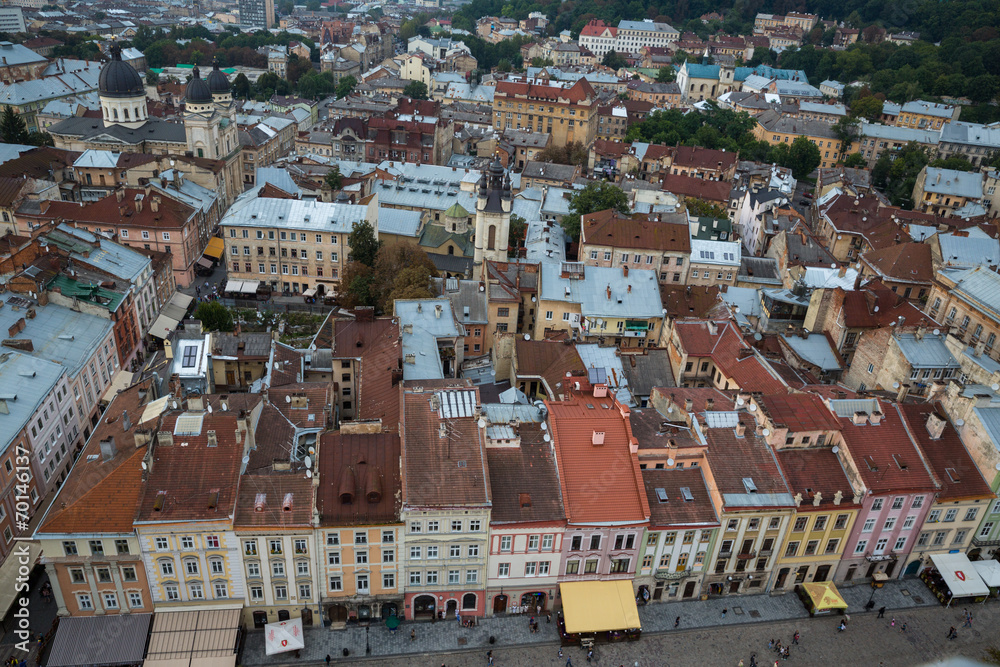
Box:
[462,593,477,610]
[113,108,119,121]
[197,149,204,158]
[487,225,496,250]
[124,108,130,120]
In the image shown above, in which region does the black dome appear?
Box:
[99,45,144,99]
[185,66,213,103]
[207,60,230,94]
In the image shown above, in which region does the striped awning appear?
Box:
[48,613,153,666]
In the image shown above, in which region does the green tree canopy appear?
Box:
[656,67,676,83]
[403,80,429,100]
[335,75,357,99]
[193,301,234,332]
[232,72,253,99]
[602,50,627,70]
[348,220,381,267]
[0,106,28,145]
[843,153,868,168]
[787,136,822,179]
[560,182,629,241]
[849,95,884,121]
[325,167,343,191]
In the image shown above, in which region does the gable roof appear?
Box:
[642,467,719,528]
[514,338,585,398]
[899,403,992,501]
[317,431,402,526]
[860,242,933,283]
[487,423,565,524]
[581,209,690,253]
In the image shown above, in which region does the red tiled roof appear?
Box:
[495,78,596,104]
[37,380,155,535]
[842,286,935,329]
[234,475,313,528]
[659,285,724,319]
[673,319,788,394]
[672,145,737,172]
[487,423,565,524]
[642,467,719,528]
[581,209,691,253]
[661,173,731,203]
[899,403,993,501]
[135,409,246,523]
[514,339,585,399]
[317,431,402,525]
[580,19,616,37]
[758,392,841,432]
[334,316,402,431]
[835,401,937,493]
[401,380,491,507]
[269,383,332,429]
[776,447,860,509]
[0,176,26,208]
[593,139,631,158]
[860,243,933,283]
[546,392,650,524]
[820,193,883,236]
[37,187,197,230]
[269,342,304,387]
[651,387,736,417]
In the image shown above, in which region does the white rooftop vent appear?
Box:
[680,487,694,501]
[742,477,758,493]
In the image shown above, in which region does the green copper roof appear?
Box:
[47,275,125,312]
[444,202,469,218]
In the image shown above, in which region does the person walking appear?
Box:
[900,622,907,633]
[877,606,886,618]
[963,611,973,628]
[487,650,494,666]
[792,631,800,645]
[325,655,331,666]
[890,617,895,628]
[587,649,594,662]
[947,627,958,640]
[722,608,728,618]
[410,629,416,641]
[675,616,680,628]
[750,653,757,667]
[838,620,846,632]
[768,640,774,650]
[738,660,744,667]
[566,658,573,667]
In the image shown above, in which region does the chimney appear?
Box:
[434,304,442,318]
[735,421,746,437]
[606,285,612,300]
[869,411,883,426]
[897,383,909,403]
[706,398,715,410]
[852,411,868,425]
[151,196,160,213]
[684,398,693,412]
[99,436,116,462]
[926,413,946,440]
[207,430,218,447]
[623,265,629,278]
[122,410,131,432]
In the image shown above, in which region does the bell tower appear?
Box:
[474,157,511,266]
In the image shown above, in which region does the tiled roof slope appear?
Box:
[899,403,992,501]
[642,467,720,528]
[317,431,402,525]
[486,423,565,524]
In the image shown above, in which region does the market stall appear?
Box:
[796,581,849,616]
[921,553,990,605]
[264,618,305,656]
[558,581,641,647]
[972,559,1000,598]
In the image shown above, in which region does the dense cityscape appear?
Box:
[0,0,995,664]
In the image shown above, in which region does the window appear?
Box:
[160,560,174,576]
[185,560,199,575]
[451,520,463,532]
[410,547,421,560]
[784,541,799,557]
[834,514,849,530]
[155,537,168,551]
[584,559,598,574]
[912,496,924,509]
[128,592,143,608]
[213,583,228,599]
[902,515,916,530]
[164,585,179,602]
[449,570,460,584]
[565,560,580,575]
[894,537,907,551]
[89,540,104,555]
[77,594,93,611]
[247,562,261,577]
[891,497,905,510]
[528,535,540,551]
[874,538,888,554]
[450,545,461,558]
[329,576,343,591]
[804,540,819,555]
[356,575,369,593]
[115,539,130,555]
[383,573,395,589]
[410,521,421,533]
[825,539,839,554]
[206,536,220,549]
[468,545,479,558]
[854,539,867,554]
[872,498,884,510]
[524,562,536,576]
[327,552,341,566]
[70,568,86,584]
[793,517,808,532]
[979,522,995,538]
[590,535,601,550]
[250,585,263,602]
[470,521,481,531]
[426,546,438,559]
[296,561,309,577]
[917,532,930,547]
[426,521,439,533]
[189,584,205,600]
[382,530,394,544]
[498,562,510,577]
[944,508,958,522]
[354,531,368,545]
[466,570,478,584]
[500,536,512,551]
[63,541,78,556]
[883,517,896,531]
[272,561,285,577]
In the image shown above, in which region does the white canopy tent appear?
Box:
[264,618,305,655]
[972,559,1000,590]
[929,553,990,603]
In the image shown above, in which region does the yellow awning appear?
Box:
[560,580,641,634]
[801,581,848,611]
[203,237,225,259]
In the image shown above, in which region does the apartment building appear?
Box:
[927,267,1000,361]
[547,386,650,590]
[578,20,617,59]
[221,190,379,295]
[400,380,491,619]
[912,167,985,218]
[753,110,843,169]
[492,78,598,150]
[895,101,959,131]
[616,19,679,51]
[34,380,156,617]
[317,429,403,625]
[579,209,691,285]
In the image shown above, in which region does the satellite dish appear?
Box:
[831,263,836,269]
[540,422,547,430]
[543,433,550,442]
[242,455,250,465]
[748,404,757,411]
[892,382,900,389]
[666,458,675,466]
[531,296,536,302]
[762,428,770,436]
[933,329,940,336]
[956,419,965,427]
[736,397,745,405]
[479,284,485,292]
[207,404,213,413]
[171,401,178,410]
[309,447,316,455]
[221,402,229,411]
[832,446,840,453]
[995,462,1000,471]
[306,470,313,478]
[874,306,879,312]
[141,461,147,470]
[754,333,762,341]
[734,306,740,313]
[524,334,530,341]
[285,395,292,403]
[993,384,1000,392]
[304,456,312,468]
[477,418,487,429]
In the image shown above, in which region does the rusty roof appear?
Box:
[401,380,491,507]
[899,403,992,501]
[514,338,585,399]
[642,467,720,528]
[37,380,155,536]
[757,392,841,432]
[333,316,402,430]
[581,209,691,253]
[317,431,402,526]
[860,242,933,283]
[486,423,565,524]
[234,474,314,528]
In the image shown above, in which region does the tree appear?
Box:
[193,301,234,332]
[850,95,884,120]
[537,141,587,167]
[832,115,862,154]
[686,198,728,218]
[286,55,314,85]
[530,57,554,67]
[27,132,53,147]
[508,213,527,252]
[602,50,627,70]
[497,59,512,73]
[348,219,381,267]
[325,167,343,190]
[374,243,438,313]
[656,67,676,83]
[232,72,252,99]
[340,261,377,308]
[402,80,429,100]
[843,153,868,168]
[930,156,976,171]
[334,75,357,99]
[787,136,822,179]
[560,181,629,241]
[0,106,28,145]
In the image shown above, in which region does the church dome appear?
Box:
[207,60,230,94]
[99,44,144,99]
[185,66,213,104]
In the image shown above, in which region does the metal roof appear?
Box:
[482,403,544,423]
[922,167,984,198]
[859,121,940,145]
[691,238,741,266]
[222,190,370,233]
[395,299,462,381]
[938,233,1000,269]
[47,613,152,667]
[940,121,1000,149]
[781,333,841,371]
[973,407,1000,454]
[895,332,960,369]
[828,398,881,418]
[0,351,64,455]
[943,266,1000,322]
[378,206,422,237]
[51,224,150,282]
[539,263,663,318]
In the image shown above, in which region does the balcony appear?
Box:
[736,551,757,560]
[719,550,733,558]
[759,549,773,557]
